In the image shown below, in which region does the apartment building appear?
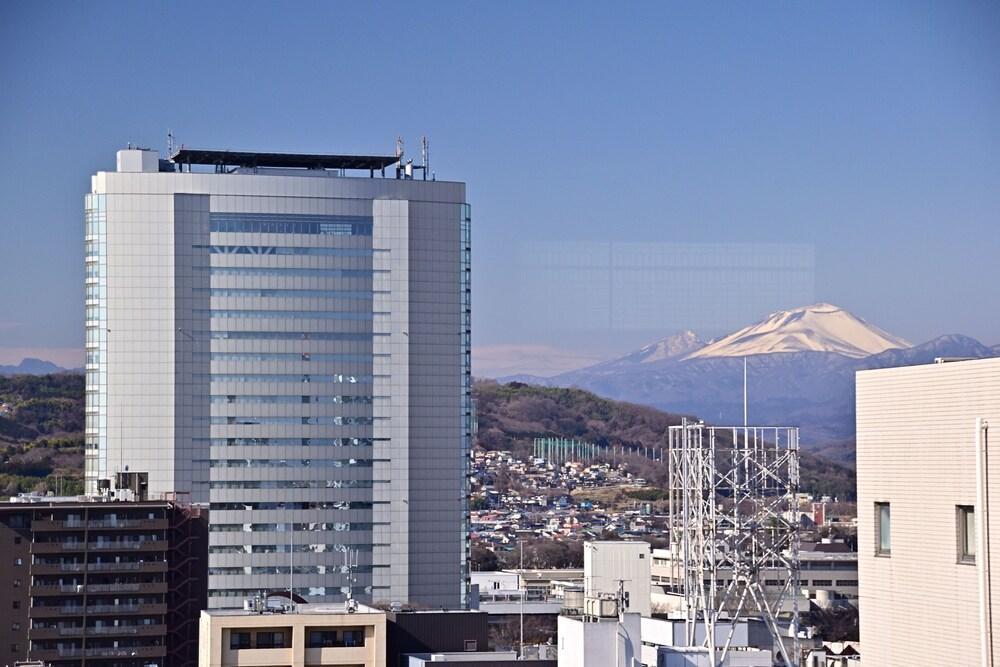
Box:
[0,497,207,667]
[857,357,1000,665]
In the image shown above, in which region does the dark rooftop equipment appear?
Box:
[169,148,400,176]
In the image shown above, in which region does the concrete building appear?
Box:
[857,357,1000,665]
[585,541,652,617]
[199,602,386,667]
[557,612,642,667]
[639,618,772,667]
[85,147,472,608]
[384,609,491,662]
[0,496,208,667]
[650,547,858,614]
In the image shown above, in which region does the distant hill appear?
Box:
[0,358,76,376]
[502,305,997,463]
[473,380,856,500]
[0,374,856,500]
[0,374,85,496]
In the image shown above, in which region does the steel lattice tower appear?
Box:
[668,420,801,666]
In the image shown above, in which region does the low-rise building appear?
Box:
[650,546,858,613]
[199,601,386,667]
[404,650,555,666]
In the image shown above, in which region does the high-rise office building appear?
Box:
[84,147,472,609]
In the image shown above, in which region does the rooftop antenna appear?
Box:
[421,136,429,181]
[343,546,359,612]
[166,130,175,156]
[395,137,404,179]
[743,357,748,426]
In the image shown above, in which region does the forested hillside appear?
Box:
[0,374,855,500]
[473,380,856,500]
[0,373,85,496]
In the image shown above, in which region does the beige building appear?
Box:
[857,357,999,665]
[199,602,386,667]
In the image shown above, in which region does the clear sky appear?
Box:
[1,1,998,369]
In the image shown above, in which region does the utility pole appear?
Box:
[519,539,524,658]
[743,356,748,426]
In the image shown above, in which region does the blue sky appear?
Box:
[1,2,998,368]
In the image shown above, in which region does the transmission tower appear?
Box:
[668,419,800,667]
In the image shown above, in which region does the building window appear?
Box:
[13,537,21,544]
[875,502,891,555]
[12,579,20,588]
[958,505,976,564]
[13,558,22,566]
[229,632,251,650]
[811,580,833,587]
[254,632,286,649]
[11,644,18,653]
[307,629,365,648]
[11,601,19,609]
[836,580,858,587]
[464,640,478,651]
[11,623,19,631]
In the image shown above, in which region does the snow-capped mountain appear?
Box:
[595,330,705,368]
[686,303,910,360]
[509,305,997,462]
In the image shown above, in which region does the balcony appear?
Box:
[30,645,167,661]
[87,561,167,574]
[31,519,88,532]
[31,563,85,575]
[32,583,85,597]
[85,603,168,616]
[31,518,168,531]
[87,541,166,552]
[32,541,87,554]
[84,645,167,659]
[85,624,167,638]
[32,624,167,640]
[30,647,84,661]
[86,582,168,594]
[28,605,84,618]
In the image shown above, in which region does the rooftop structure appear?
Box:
[169,149,399,174]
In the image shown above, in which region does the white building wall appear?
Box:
[558,613,642,667]
[585,541,652,616]
[857,357,1000,665]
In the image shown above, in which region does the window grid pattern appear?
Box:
[204,210,376,604]
[83,194,107,486]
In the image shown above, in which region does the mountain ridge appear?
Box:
[495,306,997,462]
[686,303,910,360]
[0,358,76,376]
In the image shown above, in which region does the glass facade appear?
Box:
[459,203,472,605]
[203,210,376,605]
[83,194,107,484]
